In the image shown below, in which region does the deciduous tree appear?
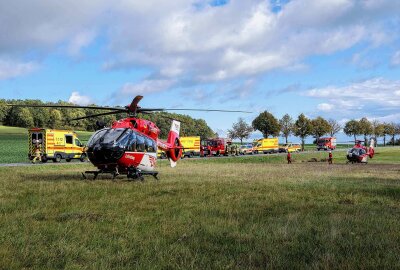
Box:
[252,111,280,138]
[228,117,253,144]
[344,120,361,141]
[328,119,341,137]
[294,113,312,151]
[311,117,330,139]
[279,114,293,144]
[359,117,373,146]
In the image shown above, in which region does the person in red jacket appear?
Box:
[287,151,292,164]
[328,151,333,164]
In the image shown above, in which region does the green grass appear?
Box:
[0,125,93,163]
[0,148,399,269]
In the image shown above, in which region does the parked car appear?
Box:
[279,143,301,153]
[239,144,254,155]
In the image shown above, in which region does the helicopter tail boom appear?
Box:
[368,138,375,158]
[157,120,183,167]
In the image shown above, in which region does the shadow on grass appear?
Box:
[19,171,156,183]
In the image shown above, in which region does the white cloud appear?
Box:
[67,31,97,56]
[0,0,400,88]
[102,0,400,82]
[120,79,175,96]
[68,91,93,105]
[369,113,400,123]
[0,1,107,54]
[0,59,38,80]
[110,79,176,104]
[391,50,400,66]
[306,77,400,115]
[317,103,334,112]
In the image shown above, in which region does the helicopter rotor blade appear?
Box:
[71,110,128,121]
[6,104,126,111]
[127,95,143,113]
[138,108,253,113]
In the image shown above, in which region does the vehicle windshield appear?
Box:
[101,128,127,144]
[87,128,109,147]
[349,148,366,155]
[87,128,157,152]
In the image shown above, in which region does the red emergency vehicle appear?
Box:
[201,138,231,157]
[317,137,337,151]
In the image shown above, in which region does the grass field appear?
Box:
[0,126,93,164]
[0,148,399,269]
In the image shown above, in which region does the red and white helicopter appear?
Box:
[346,139,375,164]
[10,96,249,180]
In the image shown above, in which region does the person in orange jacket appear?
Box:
[328,150,333,164]
[287,151,292,164]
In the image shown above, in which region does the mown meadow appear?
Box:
[0,147,399,269]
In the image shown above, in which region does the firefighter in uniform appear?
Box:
[287,150,292,164]
[32,143,42,164]
[328,151,333,164]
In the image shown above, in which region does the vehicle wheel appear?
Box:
[53,154,62,163]
[66,158,72,162]
[80,154,87,162]
[188,152,193,158]
[41,157,47,163]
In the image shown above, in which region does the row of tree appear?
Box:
[228,111,400,150]
[2,99,399,147]
[0,99,215,139]
[343,118,400,146]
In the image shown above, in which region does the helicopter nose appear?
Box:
[88,144,124,164]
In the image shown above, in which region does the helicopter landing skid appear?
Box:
[81,168,159,181]
[127,167,159,181]
[82,169,120,180]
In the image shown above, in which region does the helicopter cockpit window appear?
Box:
[101,128,127,144]
[127,132,137,151]
[145,137,156,152]
[136,134,145,152]
[115,129,132,148]
[87,128,109,147]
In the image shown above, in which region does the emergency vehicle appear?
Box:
[253,138,279,154]
[28,128,86,163]
[201,138,231,156]
[279,143,301,153]
[181,136,201,158]
[239,144,254,155]
[317,137,337,151]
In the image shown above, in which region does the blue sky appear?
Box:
[1,0,399,142]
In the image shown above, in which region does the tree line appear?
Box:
[228,111,400,150]
[0,99,214,139]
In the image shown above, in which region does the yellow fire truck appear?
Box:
[181,136,201,158]
[253,138,279,154]
[28,128,86,163]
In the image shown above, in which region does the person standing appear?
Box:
[287,150,292,164]
[328,151,333,164]
[32,143,42,164]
